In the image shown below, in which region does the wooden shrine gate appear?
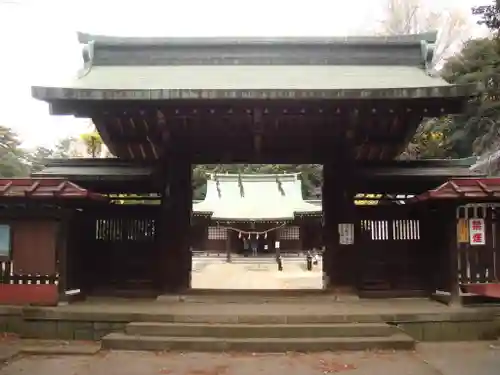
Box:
[456,204,499,287]
[357,205,429,297]
[68,205,159,294]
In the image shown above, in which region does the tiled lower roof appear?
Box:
[0,179,106,201]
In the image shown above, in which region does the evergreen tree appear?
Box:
[401,2,500,160]
[0,125,30,177]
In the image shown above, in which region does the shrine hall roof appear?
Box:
[193,173,321,221]
[31,32,476,101]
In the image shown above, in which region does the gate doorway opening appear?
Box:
[190,168,324,290]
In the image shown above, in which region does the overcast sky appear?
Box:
[0,0,489,148]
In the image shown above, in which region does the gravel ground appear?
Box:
[190,261,322,289]
[1,342,499,375]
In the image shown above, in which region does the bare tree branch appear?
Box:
[377,0,471,68]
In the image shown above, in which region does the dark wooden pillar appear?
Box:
[322,154,357,293]
[157,155,193,293]
[428,202,461,305]
[420,204,441,296]
[225,230,232,262]
[421,202,457,299]
[157,180,170,290]
[322,163,334,287]
[445,203,461,305]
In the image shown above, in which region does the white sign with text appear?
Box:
[338,223,355,245]
[469,218,486,246]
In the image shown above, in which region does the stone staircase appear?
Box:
[102,315,415,352]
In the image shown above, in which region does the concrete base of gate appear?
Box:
[432,290,500,306]
[2,298,499,348]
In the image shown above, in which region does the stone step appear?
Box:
[158,289,337,297]
[102,332,415,352]
[125,313,383,324]
[157,292,359,304]
[125,322,395,338]
[159,296,356,304]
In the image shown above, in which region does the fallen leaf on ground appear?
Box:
[185,365,229,375]
[0,332,18,341]
[314,359,358,373]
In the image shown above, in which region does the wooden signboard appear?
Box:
[457,219,469,243]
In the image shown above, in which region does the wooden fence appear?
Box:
[357,206,428,295]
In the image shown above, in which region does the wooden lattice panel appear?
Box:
[207,226,227,240]
[278,226,300,240]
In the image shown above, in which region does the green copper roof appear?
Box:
[32,65,471,101]
[31,31,477,101]
[193,173,321,221]
[31,65,465,101]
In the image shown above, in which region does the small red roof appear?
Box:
[410,178,500,203]
[0,178,106,201]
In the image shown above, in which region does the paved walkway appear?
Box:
[0,342,499,375]
[191,260,323,289]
